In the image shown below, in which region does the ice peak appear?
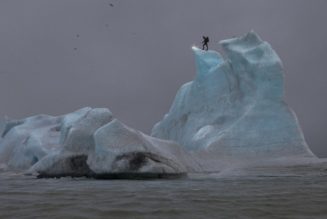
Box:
[219,31,282,68]
[219,30,263,52]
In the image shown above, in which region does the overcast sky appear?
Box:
[0,0,326,157]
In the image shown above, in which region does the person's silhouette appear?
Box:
[202,36,209,50]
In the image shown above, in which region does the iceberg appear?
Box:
[36,120,193,178]
[0,107,189,178]
[152,31,315,161]
[0,31,321,178]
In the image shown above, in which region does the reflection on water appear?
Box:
[1,167,327,219]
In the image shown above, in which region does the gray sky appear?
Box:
[0,0,326,157]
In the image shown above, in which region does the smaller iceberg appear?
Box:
[0,107,191,178]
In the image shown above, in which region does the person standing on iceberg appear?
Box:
[202,36,209,50]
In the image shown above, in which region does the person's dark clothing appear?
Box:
[202,36,209,50]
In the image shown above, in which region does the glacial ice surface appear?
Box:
[0,31,321,178]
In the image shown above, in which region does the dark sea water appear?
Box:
[1,166,327,219]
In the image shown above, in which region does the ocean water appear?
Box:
[1,166,327,219]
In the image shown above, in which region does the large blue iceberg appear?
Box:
[0,32,322,178]
[152,31,314,158]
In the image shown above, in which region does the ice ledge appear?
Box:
[191,46,224,76]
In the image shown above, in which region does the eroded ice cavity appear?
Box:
[0,31,319,178]
[152,31,315,159]
[87,119,197,178]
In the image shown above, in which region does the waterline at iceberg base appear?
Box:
[0,31,325,179]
